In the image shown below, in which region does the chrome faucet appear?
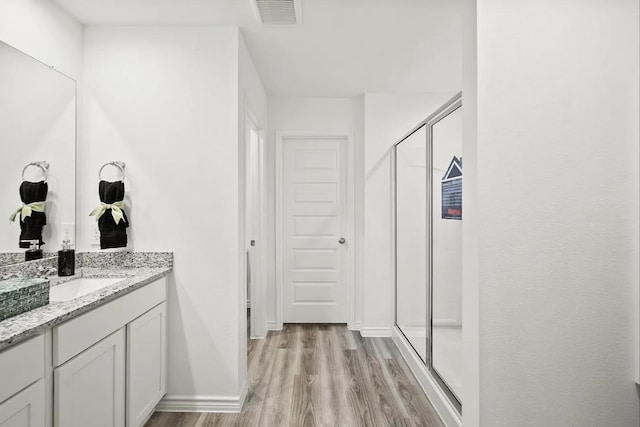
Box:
[35,265,57,278]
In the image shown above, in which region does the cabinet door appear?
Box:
[0,379,45,427]
[54,328,125,427]
[0,335,44,404]
[126,302,167,427]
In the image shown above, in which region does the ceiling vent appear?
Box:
[252,0,302,25]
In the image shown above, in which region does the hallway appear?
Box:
[145,325,444,426]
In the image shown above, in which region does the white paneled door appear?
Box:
[282,136,348,323]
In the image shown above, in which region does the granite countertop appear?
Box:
[0,265,171,351]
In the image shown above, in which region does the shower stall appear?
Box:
[394,93,463,414]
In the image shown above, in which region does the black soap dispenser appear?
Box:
[25,240,43,262]
[57,234,75,277]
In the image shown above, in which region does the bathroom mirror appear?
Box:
[0,41,76,265]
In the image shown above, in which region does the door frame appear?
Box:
[275,130,356,329]
[246,108,267,339]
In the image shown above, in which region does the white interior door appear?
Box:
[282,136,348,323]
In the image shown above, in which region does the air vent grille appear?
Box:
[255,0,299,25]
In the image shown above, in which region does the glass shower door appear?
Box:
[394,93,463,413]
[395,125,428,362]
[430,105,463,402]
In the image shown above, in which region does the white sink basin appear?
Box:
[49,277,123,302]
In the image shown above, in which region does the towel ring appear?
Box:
[22,161,49,182]
[99,161,125,181]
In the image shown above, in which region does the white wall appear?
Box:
[82,26,245,402]
[0,0,83,78]
[363,93,455,334]
[266,97,364,328]
[475,1,640,425]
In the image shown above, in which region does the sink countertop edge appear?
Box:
[0,266,172,351]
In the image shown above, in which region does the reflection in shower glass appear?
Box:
[395,125,427,362]
[431,106,463,400]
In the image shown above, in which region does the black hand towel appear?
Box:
[18,181,48,249]
[98,180,129,249]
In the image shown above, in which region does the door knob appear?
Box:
[338,237,346,244]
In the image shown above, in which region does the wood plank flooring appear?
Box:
[145,324,444,427]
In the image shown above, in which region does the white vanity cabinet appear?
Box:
[52,277,167,427]
[0,335,46,427]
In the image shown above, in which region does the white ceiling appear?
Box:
[55,0,461,97]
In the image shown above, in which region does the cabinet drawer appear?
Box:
[53,277,166,366]
[0,335,44,403]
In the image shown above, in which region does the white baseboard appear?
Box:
[349,320,363,331]
[156,384,248,413]
[360,326,393,337]
[238,382,248,410]
[391,326,461,427]
[266,321,280,331]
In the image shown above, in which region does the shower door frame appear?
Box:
[393,92,463,414]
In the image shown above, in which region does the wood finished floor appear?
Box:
[144,324,444,427]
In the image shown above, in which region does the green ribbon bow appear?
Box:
[9,201,45,222]
[89,201,125,224]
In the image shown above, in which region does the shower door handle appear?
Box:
[338,237,346,244]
